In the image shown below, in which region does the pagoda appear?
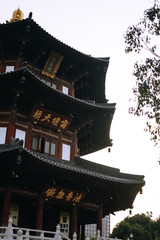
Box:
[0,9,145,240]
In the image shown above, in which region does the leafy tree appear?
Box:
[131,223,148,240]
[124,2,160,148]
[110,221,131,240]
[125,213,151,232]
[153,216,160,239]
[110,214,153,240]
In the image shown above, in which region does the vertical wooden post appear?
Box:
[71,205,77,236]
[97,204,102,236]
[71,141,76,162]
[71,131,78,162]
[81,223,85,240]
[15,60,21,70]
[58,83,62,92]
[36,195,44,230]
[77,221,80,240]
[57,133,62,159]
[6,119,15,144]
[25,122,32,149]
[81,224,85,240]
[0,63,5,73]
[1,188,11,226]
[70,84,74,97]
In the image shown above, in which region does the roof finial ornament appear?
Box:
[10,8,24,23]
[28,12,33,19]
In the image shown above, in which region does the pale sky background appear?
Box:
[1,0,160,232]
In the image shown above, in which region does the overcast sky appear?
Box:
[1,0,160,232]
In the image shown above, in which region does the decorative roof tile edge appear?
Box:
[21,147,145,185]
[0,18,110,65]
[0,144,145,185]
[0,67,116,111]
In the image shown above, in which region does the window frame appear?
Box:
[46,81,51,87]
[38,135,57,156]
[5,65,15,73]
[15,128,26,146]
[0,126,7,144]
[61,81,72,96]
[51,83,56,90]
[32,135,40,151]
[62,85,69,95]
[44,139,56,156]
[62,142,71,161]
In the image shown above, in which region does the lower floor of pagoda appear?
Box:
[0,188,103,240]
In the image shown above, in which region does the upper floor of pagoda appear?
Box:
[0,9,116,161]
[0,8,110,104]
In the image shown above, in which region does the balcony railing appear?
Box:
[0,218,121,240]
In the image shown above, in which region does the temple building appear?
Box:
[0,9,145,240]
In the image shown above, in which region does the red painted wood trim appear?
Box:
[97,204,102,235]
[57,136,62,159]
[25,123,32,149]
[6,121,15,144]
[1,189,11,226]
[71,205,77,236]
[36,196,44,230]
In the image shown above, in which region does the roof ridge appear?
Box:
[27,18,110,64]
[0,17,109,64]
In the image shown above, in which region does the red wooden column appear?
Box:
[0,63,5,73]
[97,204,102,235]
[71,140,77,162]
[70,84,74,97]
[25,122,32,149]
[71,132,78,162]
[6,119,15,144]
[57,133,62,159]
[36,195,44,230]
[58,83,62,92]
[1,188,11,226]
[71,205,78,236]
[15,60,21,70]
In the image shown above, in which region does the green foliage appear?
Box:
[110,213,160,240]
[89,238,96,240]
[124,3,160,147]
[110,221,131,239]
[110,214,153,240]
[153,216,160,238]
[131,224,147,240]
[125,213,151,232]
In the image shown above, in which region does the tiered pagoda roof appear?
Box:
[0,10,145,223]
[0,67,115,155]
[0,139,145,219]
[0,15,110,103]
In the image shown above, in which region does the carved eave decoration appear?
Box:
[42,51,63,79]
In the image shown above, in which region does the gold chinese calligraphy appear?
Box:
[44,186,85,204]
[29,106,72,132]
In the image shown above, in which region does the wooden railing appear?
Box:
[0,218,121,240]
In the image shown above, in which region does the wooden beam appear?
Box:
[79,202,99,211]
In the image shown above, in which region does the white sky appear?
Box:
[1,0,160,232]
